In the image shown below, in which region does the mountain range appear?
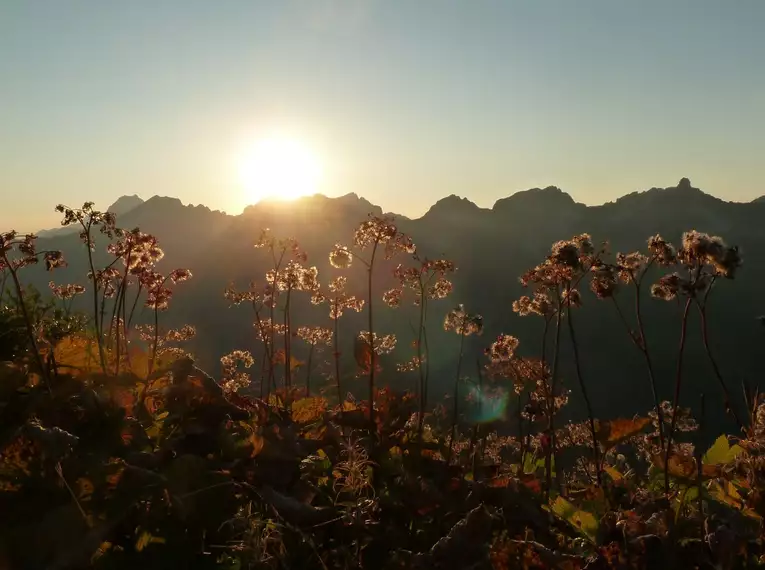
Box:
[16,178,765,435]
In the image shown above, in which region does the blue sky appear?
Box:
[2,0,764,231]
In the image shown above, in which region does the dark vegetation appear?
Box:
[2,187,765,569]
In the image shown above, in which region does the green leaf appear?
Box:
[703,435,743,466]
[549,496,599,542]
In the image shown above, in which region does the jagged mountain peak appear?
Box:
[107,195,144,217]
[492,185,579,213]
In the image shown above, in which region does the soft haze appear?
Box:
[2,0,764,232]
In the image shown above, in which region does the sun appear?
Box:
[238,136,322,204]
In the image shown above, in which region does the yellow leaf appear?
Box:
[135,530,151,552]
[249,433,265,457]
[90,541,112,563]
[703,435,743,466]
[50,334,103,376]
[707,480,761,520]
[291,397,328,423]
[604,466,624,482]
[135,530,165,552]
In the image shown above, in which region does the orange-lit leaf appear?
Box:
[291,397,328,424]
[595,417,652,448]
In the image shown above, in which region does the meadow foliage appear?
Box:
[1,204,764,569]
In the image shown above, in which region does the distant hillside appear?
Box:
[18,178,765,434]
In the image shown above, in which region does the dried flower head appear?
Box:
[296,325,333,346]
[358,331,397,355]
[329,245,353,269]
[443,304,484,336]
[49,281,86,300]
[485,334,520,363]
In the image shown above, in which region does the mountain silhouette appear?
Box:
[22,178,765,436]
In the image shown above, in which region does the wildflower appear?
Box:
[428,276,453,299]
[551,240,582,269]
[329,294,364,320]
[616,252,648,283]
[358,331,397,354]
[169,268,192,283]
[647,234,677,265]
[163,325,196,342]
[562,288,582,307]
[49,281,85,300]
[329,276,347,293]
[485,334,519,363]
[329,244,353,269]
[382,288,403,308]
[396,355,423,372]
[220,349,254,393]
[296,325,333,346]
[650,273,681,301]
[512,291,553,316]
[590,264,619,299]
[443,304,483,336]
[678,230,742,278]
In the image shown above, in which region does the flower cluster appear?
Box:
[163,325,197,343]
[485,334,520,363]
[254,318,287,342]
[678,230,742,278]
[220,350,254,393]
[358,331,397,355]
[647,231,741,302]
[329,245,353,269]
[140,267,191,311]
[49,281,85,300]
[351,215,415,259]
[519,234,596,294]
[327,277,365,319]
[443,304,483,336]
[55,202,120,248]
[296,325,333,346]
[254,229,306,261]
[589,264,619,299]
[0,231,66,272]
[382,288,403,308]
[391,258,455,306]
[512,291,553,317]
[107,230,164,273]
[647,234,677,265]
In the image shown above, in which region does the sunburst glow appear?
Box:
[238,136,322,204]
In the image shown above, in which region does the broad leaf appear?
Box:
[595,417,652,449]
[550,496,599,542]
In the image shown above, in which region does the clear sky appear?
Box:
[2,0,764,231]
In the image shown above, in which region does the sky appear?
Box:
[2,0,764,232]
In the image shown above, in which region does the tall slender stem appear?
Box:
[446,329,466,463]
[4,263,49,389]
[367,242,378,427]
[546,294,564,496]
[566,292,601,485]
[284,286,292,392]
[632,281,665,449]
[83,220,106,373]
[334,311,342,404]
[664,297,692,495]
